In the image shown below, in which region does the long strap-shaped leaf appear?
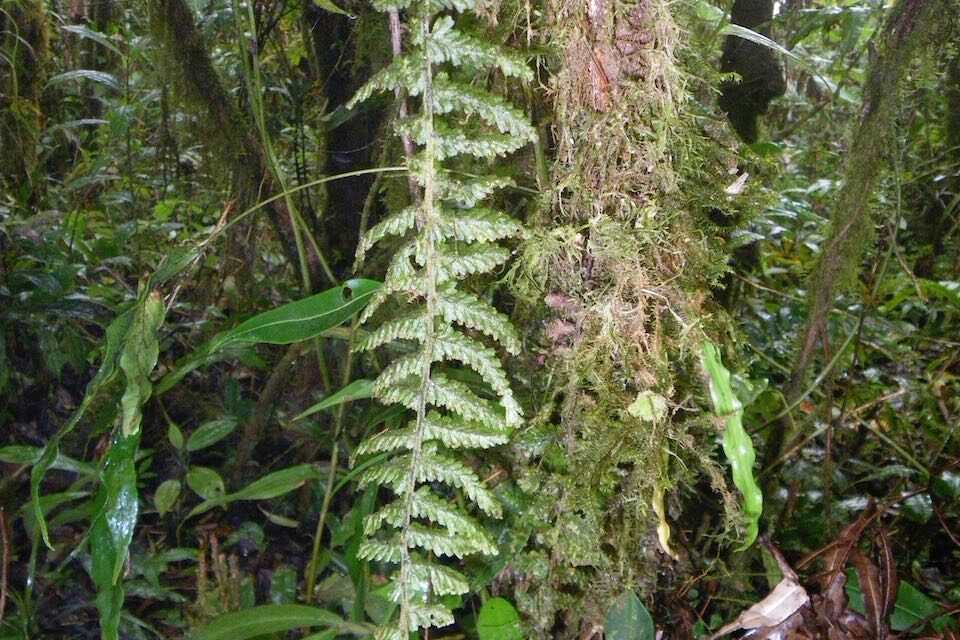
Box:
[701,340,762,550]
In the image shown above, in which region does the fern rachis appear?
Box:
[349,0,533,636]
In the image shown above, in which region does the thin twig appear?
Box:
[2,507,12,624]
[389,8,420,201]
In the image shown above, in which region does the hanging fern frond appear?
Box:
[349,0,533,636]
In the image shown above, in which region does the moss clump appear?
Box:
[506,0,760,635]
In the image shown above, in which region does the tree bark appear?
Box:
[719,0,785,143]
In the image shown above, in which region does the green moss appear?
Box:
[0,0,49,198]
[506,0,763,633]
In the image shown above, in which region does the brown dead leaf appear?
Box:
[876,528,898,633]
[711,578,810,639]
[850,547,882,637]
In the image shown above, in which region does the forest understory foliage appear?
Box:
[1,0,960,639]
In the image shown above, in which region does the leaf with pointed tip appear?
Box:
[192,604,344,640]
[605,590,655,640]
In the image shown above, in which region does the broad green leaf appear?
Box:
[187,464,322,517]
[210,278,380,349]
[604,590,655,640]
[846,570,956,633]
[168,423,185,450]
[191,604,342,640]
[477,597,522,640]
[119,286,165,436]
[701,341,762,550]
[293,379,375,421]
[154,480,181,517]
[31,299,135,547]
[47,69,120,91]
[90,431,141,640]
[186,417,238,452]
[186,467,226,501]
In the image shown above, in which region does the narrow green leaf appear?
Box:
[156,280,380,394]
[148,246,202,288]
[701,341,762,550]
[210,279,380,350]
[476,597,522,640]
[187,464,322,517]
[231,464,322,501]
[293,379,375,421]
[313,0,351,16]
[168,423,185,450]
[186,417,238,452]
[31,302,134,547]
[119,286,165,436]
[90,431,141,640]
[191,604,342,640]
[46,69,120,90]
[719,23,805,65]
[0,445,96,476]
[604,590,655,640]
[61,24,124,57]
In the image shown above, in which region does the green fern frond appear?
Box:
[356,205,418,260]
[437,174,515,207]
[372,0,477,14]
[436,287,521,354]
[436,207,525,244]
[433,243,512,281]
[349,0,532,634]
[355,414,509,456]
[399,119,525,159]
[420,17,532,80]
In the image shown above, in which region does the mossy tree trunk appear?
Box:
[770,0,960,471]
[911,52,960,279]
[510,0,749,635]
[0,0,49,207]
[148,0,324,289]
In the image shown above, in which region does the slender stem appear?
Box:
[0,507,9,624]
[395,6,438,632]
[304,58,393,607]
[389,8,421,202]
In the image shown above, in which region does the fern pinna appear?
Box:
[348,0,534,637]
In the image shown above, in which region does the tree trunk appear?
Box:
[148,0,322,288]
[771,0,960,472]
[510,0,746,634]
[0,0,49,207]
[719,0,786,143]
